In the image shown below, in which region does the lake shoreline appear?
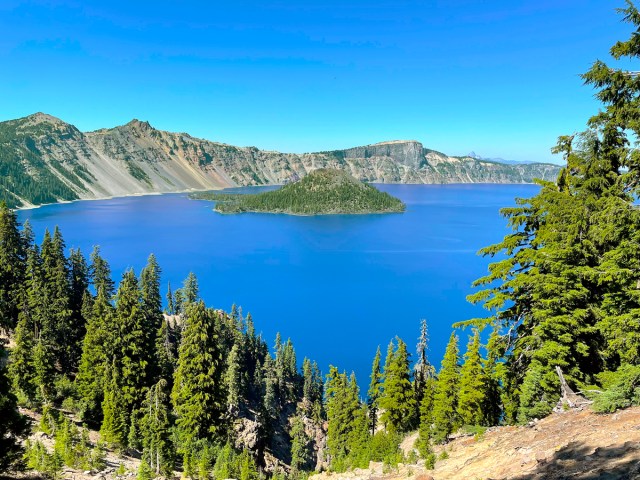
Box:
[15,181,542,212]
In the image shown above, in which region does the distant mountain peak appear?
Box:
[24,112,67,125]
[467,151,481,159]
[126,119,154,130]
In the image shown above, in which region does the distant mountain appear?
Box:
[466,151,542,165]
[0,113,562,208]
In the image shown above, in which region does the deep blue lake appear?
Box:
[17,184,539,387]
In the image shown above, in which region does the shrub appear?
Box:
[592,365,640,413]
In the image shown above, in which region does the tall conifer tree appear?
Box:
[432,333,460,443]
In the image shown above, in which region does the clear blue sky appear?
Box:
[0,1,632,163]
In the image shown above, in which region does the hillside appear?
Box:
[0,113,560,208]
[312,407,640,480]
[194,168,406,214]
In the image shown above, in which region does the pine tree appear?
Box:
[181,272,199,305]
[414,319,435,406]
[416,375,436,460]
[90,246,114,298]
[225,343,243,416]
[457,329,487,426]
[366,346,382,434]
[172,301,224,459]
[0,202,26,333]
[41,227,74,374]
[76,287,115,423]
[483,325,504,426]
[379,338,416,433]
[290,414,313,473]
[140,254,163,383]
[114,269,148,423]
[431,333,460,443]
[141,379,174,477]
[0,342,29,472]
[100,363,127,448]
[325,367,366,466]
[67,248,90,372]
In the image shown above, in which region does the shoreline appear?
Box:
[15,181,541,212]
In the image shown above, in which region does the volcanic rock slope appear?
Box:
[0,113,560,208]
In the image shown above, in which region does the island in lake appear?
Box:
[192,168,406,215]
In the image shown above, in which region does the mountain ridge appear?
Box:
[0,113,561,208]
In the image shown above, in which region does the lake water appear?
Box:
[17,184,539,387]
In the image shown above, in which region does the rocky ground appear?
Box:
[312,406,640,480]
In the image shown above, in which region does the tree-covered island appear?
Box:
[191,168,406,215]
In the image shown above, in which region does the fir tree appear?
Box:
[172,301,224,459]
[140,254,163,383]
[114,269,149,422]
[431,333,460,443]
[225,343,243,416]
[414,319,435,406]
[457,329,487,426]
[141,379,174,477]
[366,346,382,434]
[76,287,115,423]
[0,202,26,334]
[379,338,416,433]
[67,248,89,372]
[483,325,504,426]
[290,414,313,473]
[100,363,127,449]
[90,246,114,298]
[0,342,29,473]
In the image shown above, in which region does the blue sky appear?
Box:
[0,1,632,162]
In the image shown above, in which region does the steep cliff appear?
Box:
[0,113,561,208]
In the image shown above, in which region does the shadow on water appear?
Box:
[506,441,640,480]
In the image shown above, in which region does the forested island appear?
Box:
[191,169,406,215]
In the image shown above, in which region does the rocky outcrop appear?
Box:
[0,113,562,208]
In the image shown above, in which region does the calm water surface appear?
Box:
[18,184,539,385]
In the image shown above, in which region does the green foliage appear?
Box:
[0,342,29,472]
[172,300,224,458]
[193,168,406,215]
[24,439,63,479]
[457,330,487,426]
[592,364,640,413]
[290,415,313,473]
[432,333,460,443]
[379,337,416,433]
[212,444,259,480]
[369,431,404,467]
[367,346,383,434]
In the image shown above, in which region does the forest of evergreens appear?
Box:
[191,169,405,215]
[3,2,640,479]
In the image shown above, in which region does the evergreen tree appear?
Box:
[172,301,224,459]
[114,269,149,423]
[141,379,174,477]
[181,272,199,305]
[100,363,127,449]
[76,287,115,423]
[366,346,382,434]
[89,246,114,298]
[325,367,366,466]
[225,343,243,416]
[0,342,29,472]
[290,414,313,473]
[483,325,504,426]
[0,202,26,333]
[416,375,436,460]
[457,329,487,426]
[41,227,74,374]
[67,248,90,372]
[414,319,435,406]
[431,333,460,443]
[140,254,163,383]
[379,338,416,433]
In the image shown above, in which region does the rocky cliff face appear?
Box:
[0,113,561,208]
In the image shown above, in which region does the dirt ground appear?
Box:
[313,406,640,480]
